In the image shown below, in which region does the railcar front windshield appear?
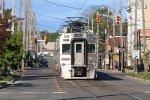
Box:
[88,44,95,53]
[62,44,70,54]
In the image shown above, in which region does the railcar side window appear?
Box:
[88,44,95,53]
[62,44,70,54]
[76,44,82,53]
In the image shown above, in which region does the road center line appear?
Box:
[53,76,63,92]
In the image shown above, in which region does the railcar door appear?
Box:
[74,42,84,65]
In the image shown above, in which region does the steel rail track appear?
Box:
[69,80,103,100]
[87,80,144,100]
[70,80,144,100]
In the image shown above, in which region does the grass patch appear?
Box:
[128,73,150,80]
[0,72,21,81]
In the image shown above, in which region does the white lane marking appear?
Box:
[52,92,66,94]
[21,92,46,94]
[126,94,143,100]
[0,92,8,95]
[145,91,150,94]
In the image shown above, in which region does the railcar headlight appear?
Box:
[62,63,65,66]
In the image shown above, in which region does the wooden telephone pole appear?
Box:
[120,0,125,73]
[134,0,138,73]
[17,0,23,32]
[112,0,116,70]
[1,0,4,19]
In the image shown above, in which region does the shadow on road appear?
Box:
[96,71,122,81]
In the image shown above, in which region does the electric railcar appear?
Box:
[53,21,98,79]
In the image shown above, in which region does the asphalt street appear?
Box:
[0,57,150,100]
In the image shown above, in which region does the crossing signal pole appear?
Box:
[96,12,100,68]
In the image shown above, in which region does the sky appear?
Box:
[4,0,127,33]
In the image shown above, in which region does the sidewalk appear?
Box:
[0,62,40,89]
[98,68,150,83]
[97,68,133,74]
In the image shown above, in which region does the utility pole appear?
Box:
[142,0,146,52]
[24,0,28,52]
[33,13,37,52]
[17,0,23,32]
[88,18,89,30]
[134,0,138,73]
[141,0,146,72]
[11,0,15,33]
[22,0,27,71]
[120,0,124,73]
[96,11,100,68]
[106,8,110,69]
[113,0,116,70]
[92,15,94,32]
[28,0,32,51]
[1,0,4,19]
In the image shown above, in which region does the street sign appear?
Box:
[132,50,140,59]
[134,44,147,48]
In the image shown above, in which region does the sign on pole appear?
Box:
[132,50,140,59]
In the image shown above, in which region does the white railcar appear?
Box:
[54,30,98,79]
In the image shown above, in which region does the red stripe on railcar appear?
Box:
[61,58,70,61]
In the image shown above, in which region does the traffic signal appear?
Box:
[116,16,120,24]
[44,34,47,44]
[35,38,37,44]
[96,13,100,24]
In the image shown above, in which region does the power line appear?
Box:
[14,6,65,20]
[37,23,58,31]
[80,0,88,10]
[74,0,88,17]
[37,0,81,10]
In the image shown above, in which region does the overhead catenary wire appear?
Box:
[36,0,81,10]
[14,6,66,21]
[37,23,58,31]
[74,0,88,17]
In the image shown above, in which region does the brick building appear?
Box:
[127,0,150,66]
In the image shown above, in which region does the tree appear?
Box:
[82,6,113,51]
[143,50,150,74]
[0,32,23,71]
[39,30,59,42]
[0,9,12,50]
[47,32,59,42]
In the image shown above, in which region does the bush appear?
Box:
[0,81,7,86]
[126,66,133,70]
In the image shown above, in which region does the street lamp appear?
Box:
[118,45,121,71]
[122,46,125,73]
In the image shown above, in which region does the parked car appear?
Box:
[39,58,48,67]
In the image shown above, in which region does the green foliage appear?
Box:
[0,32,23,68]
[0,81,7,87]
[3,9,12,24]
[47,32,59,42]
[143,50,150,63]
[87,7,112,51]
[39,30,59,42]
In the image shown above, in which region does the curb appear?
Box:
[0,74,21,89]
[125,75,150,83]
